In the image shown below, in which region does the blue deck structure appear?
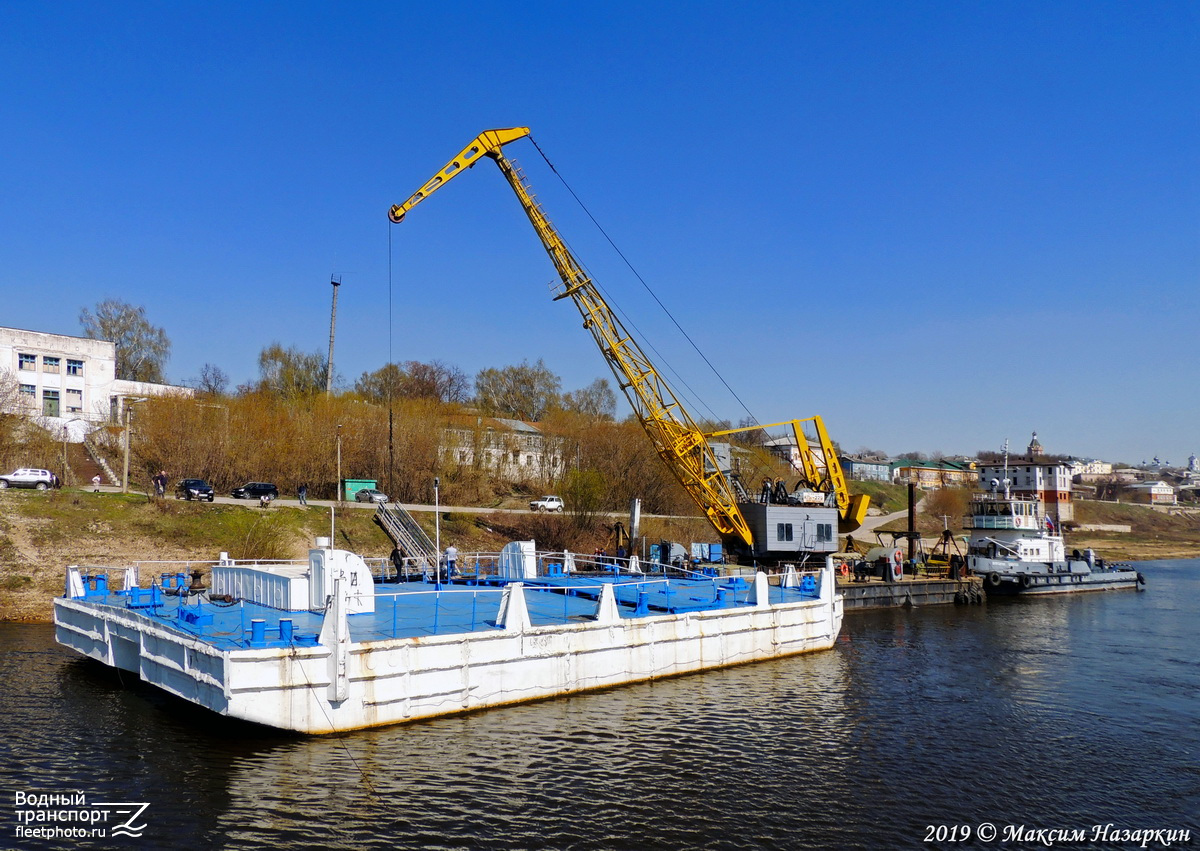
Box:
[68,555,824,651]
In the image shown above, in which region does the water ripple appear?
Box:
[2,560,1197,849]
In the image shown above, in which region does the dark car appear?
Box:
[175,478,215,502]
[354,488,388,504]
[231,482,279,500]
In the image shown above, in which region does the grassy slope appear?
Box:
[0,490,403,622]
[851,481,912,515]
[0,488,716,622]
[1067,501,1200,561]
[873,493,1200,560]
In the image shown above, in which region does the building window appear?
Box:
[19,384,35,399]
[777,523,794,542]
[42,389,60,417]
[65,388,83,412]
[43,356,60,373]
[67,359,84,376]
[817,523,833,542]
[18,353,36,370]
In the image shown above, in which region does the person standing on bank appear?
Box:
[298,482,308,506]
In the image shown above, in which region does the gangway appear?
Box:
[373,504,438,570]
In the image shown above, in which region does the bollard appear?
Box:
[250,619,266,644]
[279,619,294,642]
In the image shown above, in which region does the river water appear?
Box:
[2,560,1197,850]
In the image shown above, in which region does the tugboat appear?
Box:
[965,480,1144,596]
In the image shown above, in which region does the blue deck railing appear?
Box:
[63,551,827,649]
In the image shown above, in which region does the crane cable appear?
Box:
[528,136,761,431]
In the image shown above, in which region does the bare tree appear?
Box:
[79,299,171,382]
[197,363,230,396]
[402,360,470,402]
[356,360,470,403]
[854,446,889,460]
[562,377,617,420]
[0,369,20,414]
[474,359,562,421]
[254,343,328,398]
[354,363,404,402]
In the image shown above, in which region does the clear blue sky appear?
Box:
[2,1,1196,466]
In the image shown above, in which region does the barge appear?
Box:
[53,539,843,733]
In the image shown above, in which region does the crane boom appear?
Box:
[391,128,754,548]
[390,128,867,555]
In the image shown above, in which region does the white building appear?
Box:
[443,416,563,482]
[1125,480,1177,506]
[1,325,192,426]
[1069,458,1113,477]
[978,459,1074,522]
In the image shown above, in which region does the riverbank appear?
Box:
[0,488,714,622]
[2,488,1197,622]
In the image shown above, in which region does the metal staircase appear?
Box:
[373,503,438,568]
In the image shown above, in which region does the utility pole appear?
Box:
[326,275,341,394]
[122,406,131,493]
[336,424,343,502]
[121,398,147,493]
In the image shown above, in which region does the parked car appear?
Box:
[529,495,564,512]
[0,468,57,490]
[175,478,215,502]
[231,482,279,500]
[354,488,388,504]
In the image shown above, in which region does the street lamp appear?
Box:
[336,424,343,503]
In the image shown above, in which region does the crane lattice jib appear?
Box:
[389,128,754,548]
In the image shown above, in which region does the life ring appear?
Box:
[988,572,1002,588]
[838,563,849,578]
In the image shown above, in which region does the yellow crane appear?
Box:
[390,127,867,559]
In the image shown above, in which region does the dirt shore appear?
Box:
[3,490,1197,624]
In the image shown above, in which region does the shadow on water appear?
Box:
[3,559,1198,849]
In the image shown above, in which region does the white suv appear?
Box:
[0,468,56,490]
[529,495,564,512]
